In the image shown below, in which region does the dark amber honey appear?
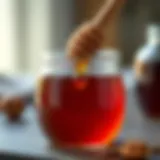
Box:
[37,74,125,147]
[136,62,160,119]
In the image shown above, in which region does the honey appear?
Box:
[36,51,125,149]
[38,75,124,147]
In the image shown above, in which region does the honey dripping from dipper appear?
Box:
[72,58,90,90]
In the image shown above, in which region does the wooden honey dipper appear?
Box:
[66,0,125,75]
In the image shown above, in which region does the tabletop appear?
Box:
[0,69,159,160]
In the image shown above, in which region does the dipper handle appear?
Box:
[92,0,125,30]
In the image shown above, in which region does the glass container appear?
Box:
[36,49,125,152]
[134,24,160,119]
[134,24,160,147]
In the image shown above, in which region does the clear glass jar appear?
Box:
[36,49,125,152]
[134,24,160,119]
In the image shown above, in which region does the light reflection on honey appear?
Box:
[73,77,88,90]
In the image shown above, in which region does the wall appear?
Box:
[25,0,77,74]
[0,0,17,73]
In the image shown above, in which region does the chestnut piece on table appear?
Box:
[104,141,122,160]
[104,148,121,160]
[120,140,150,160]
[2,96,25,121]
[0,96,4,112]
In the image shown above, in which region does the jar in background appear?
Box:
[134,24,160,119]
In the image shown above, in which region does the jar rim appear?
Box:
[43,49,119,59]
[39,49,121,77]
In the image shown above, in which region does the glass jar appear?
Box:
[36,49,125,152]
[134,24,160,119]
[134,24,160,147]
